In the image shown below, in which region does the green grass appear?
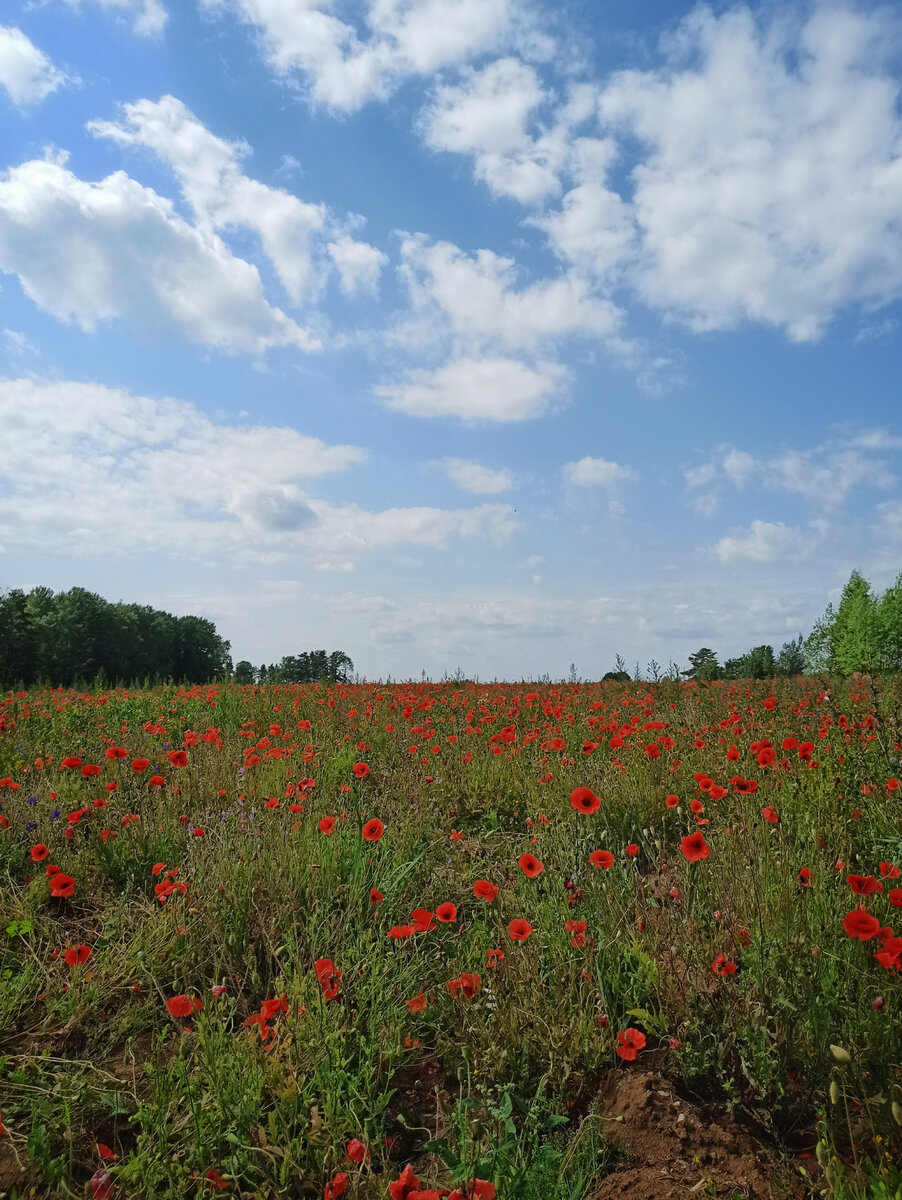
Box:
[0,675,901,1198]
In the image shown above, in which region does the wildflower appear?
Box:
[370,888,384,904]
[319,816,336,835]
[797,867,811,886]
[49,872,76,898]
[842,909,881,940]
[131,759,149,772]
[352,762,370,778]
[64,945,91,967]
[589,849,614,869]
[761,806,780,824]
[625,843,638,857]
[362,818,384,842]
[405,991,427,1012]
[518,852,543,878]
[166,994,202,1018]
[486,948,504,967]
[711,953,738,976]
[435,902,457,923]
[615,1029,646,1061]
[410,908,437,932]
[570,787,600,815]
[346,1138,369,1163]
[473,879,499,901]
[30,843,49,861]
[508,919,533,941]
[848,874,883,896]
[680,832,710,863]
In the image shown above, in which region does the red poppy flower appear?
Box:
[889,888,902,908]
[711,953,738,976]
[319,816,336,835]
[388,1164,421,1200]
[664,794,680,808]
[80,764,101,777]
[346,1138,369,1163]
[147,775,165,786]
[690,798,704,814]
[362,818,384,842]
[761,806,780,824]
[64,944,91,967]
[473,879,499,902]
[167,751,188,767]
[60,756,82,769]
[797,867,812,886]
[405,991,427,1012]
[842,909,881,940]
[447,972,481,999]
[370,888,384,904]
[848,874,883,896]
[879,862,901,879]
[615,1028,646,1061]
[435,902,457,923]
[49,872,76,898]
[450,829,464,841]
[30,843,49,861]
[166,994,202,1018]
[131,759,149,772]
[486,948,504,967]
[96,1144,117,1161]
[680,832,710,863]
[387,924,416,938]
[625,843,638,857]
[105,747,128,760]
[570,787,600,815]
[205,1169,228,1192]
[589,849,614,869]
[518,853,543,877]
[410,908,437,931]
[508,918,533,941]
[352,762,370,778]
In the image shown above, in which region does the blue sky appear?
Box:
[1,0,900,679]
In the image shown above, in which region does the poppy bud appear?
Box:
[830,1045,852,1064]
[892,1100,902,1126]
[830,1081,840,1105]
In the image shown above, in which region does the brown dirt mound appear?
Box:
[590,1070,796,1199]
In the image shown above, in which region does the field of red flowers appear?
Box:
[1,676,901,1200]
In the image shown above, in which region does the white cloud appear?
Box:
[563,456,637,488]
[375,356,568,421]
[0,155,317,353]
[90,96,383,304]
[0,26,67,105]
[595,4,902,339]
[327,234,388,294]
[421,57,571,203]
[59,0,167,37]
[1,328,39,358]
[201,0,517,111]
[710,520,807,564]
[441,457,512,493]
[0,377,514,566]
[396,233,621,354]
[686,434,896,514]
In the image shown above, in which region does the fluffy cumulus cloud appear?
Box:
[0,26,67,105]
[686,432,900,515]
[380,233,620,420]
[441,457,512,493]
[59,0,167,37]
[90,96,384,303]
[375,356,568,421]
[396,233,620,354]
[0,154,317,353]
[200,0,518,110]
[421,57,574,203]
[710,520,807,564]
[595,4,902,339]
[563,456,636,488]
[0,378,515,566]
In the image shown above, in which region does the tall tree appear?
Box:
[832,571,877,674]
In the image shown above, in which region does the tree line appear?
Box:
[674,570,902,682]
[232,652,354,686]
[0,587,232,689]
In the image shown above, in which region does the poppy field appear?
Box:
[1,676,901,1200]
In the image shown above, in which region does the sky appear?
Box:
[0,0,900,681]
